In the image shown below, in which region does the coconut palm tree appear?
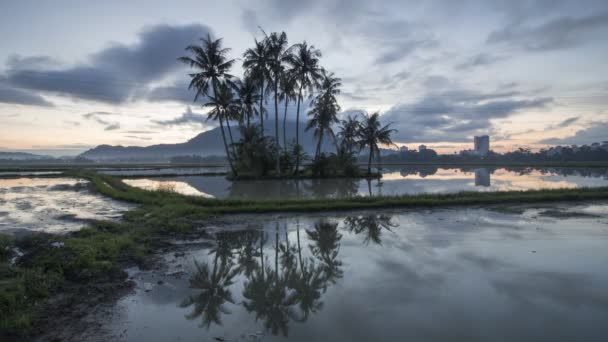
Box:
[338,114,361,154]
[306,71,341,159]
[179,34,236,174]
[279,72,297,148]
[204,82,240,160]
[357,112,397,175]
[243,38,271,133]
[265,31,293,175]
[234,75,261,129]
[288,42,323,174]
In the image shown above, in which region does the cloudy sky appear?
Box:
[1,0,607,156]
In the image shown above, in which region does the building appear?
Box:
[399,146,409,152]
[474,135,490,156]
[418,145,427,152]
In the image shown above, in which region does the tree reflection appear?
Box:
[180,218,346,336]
[344,214,397,245]
[180,256,239,328]
[307,220,343,284]
[243,224,298,336]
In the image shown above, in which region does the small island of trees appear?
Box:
[179,31,396,179]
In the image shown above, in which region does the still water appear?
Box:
[123,166,608,199]
[0,178,134,235]
[104,203,608,341]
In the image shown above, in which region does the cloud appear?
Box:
[487,12,608,51]
[63,120,81,127]
[4,24,212,104]
[125,135,152,141]
[144,81,200,103]
[539,121,608,145]
[375,38,438,65]
[381,89,552,143]
[82,111,121,131]
[104,123,120,131]
[153,106,208,127]
[455,53,509,70]
[553,116,580,128]
[0,84,54,107]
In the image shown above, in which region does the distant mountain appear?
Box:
[79,121,332,162]
[0,152,54,160]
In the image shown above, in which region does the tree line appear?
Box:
[179,31,396,178]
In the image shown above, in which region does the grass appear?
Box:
[3,168,608,338]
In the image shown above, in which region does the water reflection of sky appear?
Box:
[106,205,608,342]
[123,167,608,199]
[0,178,134,235]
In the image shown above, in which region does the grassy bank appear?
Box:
[3,169,608,338]
[81,171,608,213]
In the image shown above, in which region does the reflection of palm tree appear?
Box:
[236,230,262,277]
[243,225,298,337]
[343,214,396,245]
[307,220,343,284]
[289,259,325,321]
[180,258,238,328]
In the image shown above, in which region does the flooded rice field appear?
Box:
[97,166,227,177]
[0,177,134,235]
[123,166,608,199]
[93,202,608,341]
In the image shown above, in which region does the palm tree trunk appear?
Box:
[213,82,236,175]
[259,80,265,134]
[246,106,251,128]
[274,77,281,176]
[226,119,238,160]
[283,98,289,149]
[367,146,373,175]
[315,129,324,160]
[219,116,236,175]
[294,84,304,177]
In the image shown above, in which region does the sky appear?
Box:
[0,0,607,156]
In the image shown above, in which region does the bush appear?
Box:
[309,149,360,177]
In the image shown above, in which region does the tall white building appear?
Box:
[474,135,490,156]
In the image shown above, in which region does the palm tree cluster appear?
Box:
[180,30,395,178]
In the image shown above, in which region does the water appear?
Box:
[0,177,134,235]
[103,203,608,341]
[98,166,227,177]
[123,166,608,199]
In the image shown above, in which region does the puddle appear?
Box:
[0,177,135,235]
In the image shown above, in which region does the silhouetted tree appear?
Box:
[306,71,341,159]
[265,31,293,176]
[179,34,236,174]
[243,38,271,133]
[288,42,323,175]
[357,112,396,175]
